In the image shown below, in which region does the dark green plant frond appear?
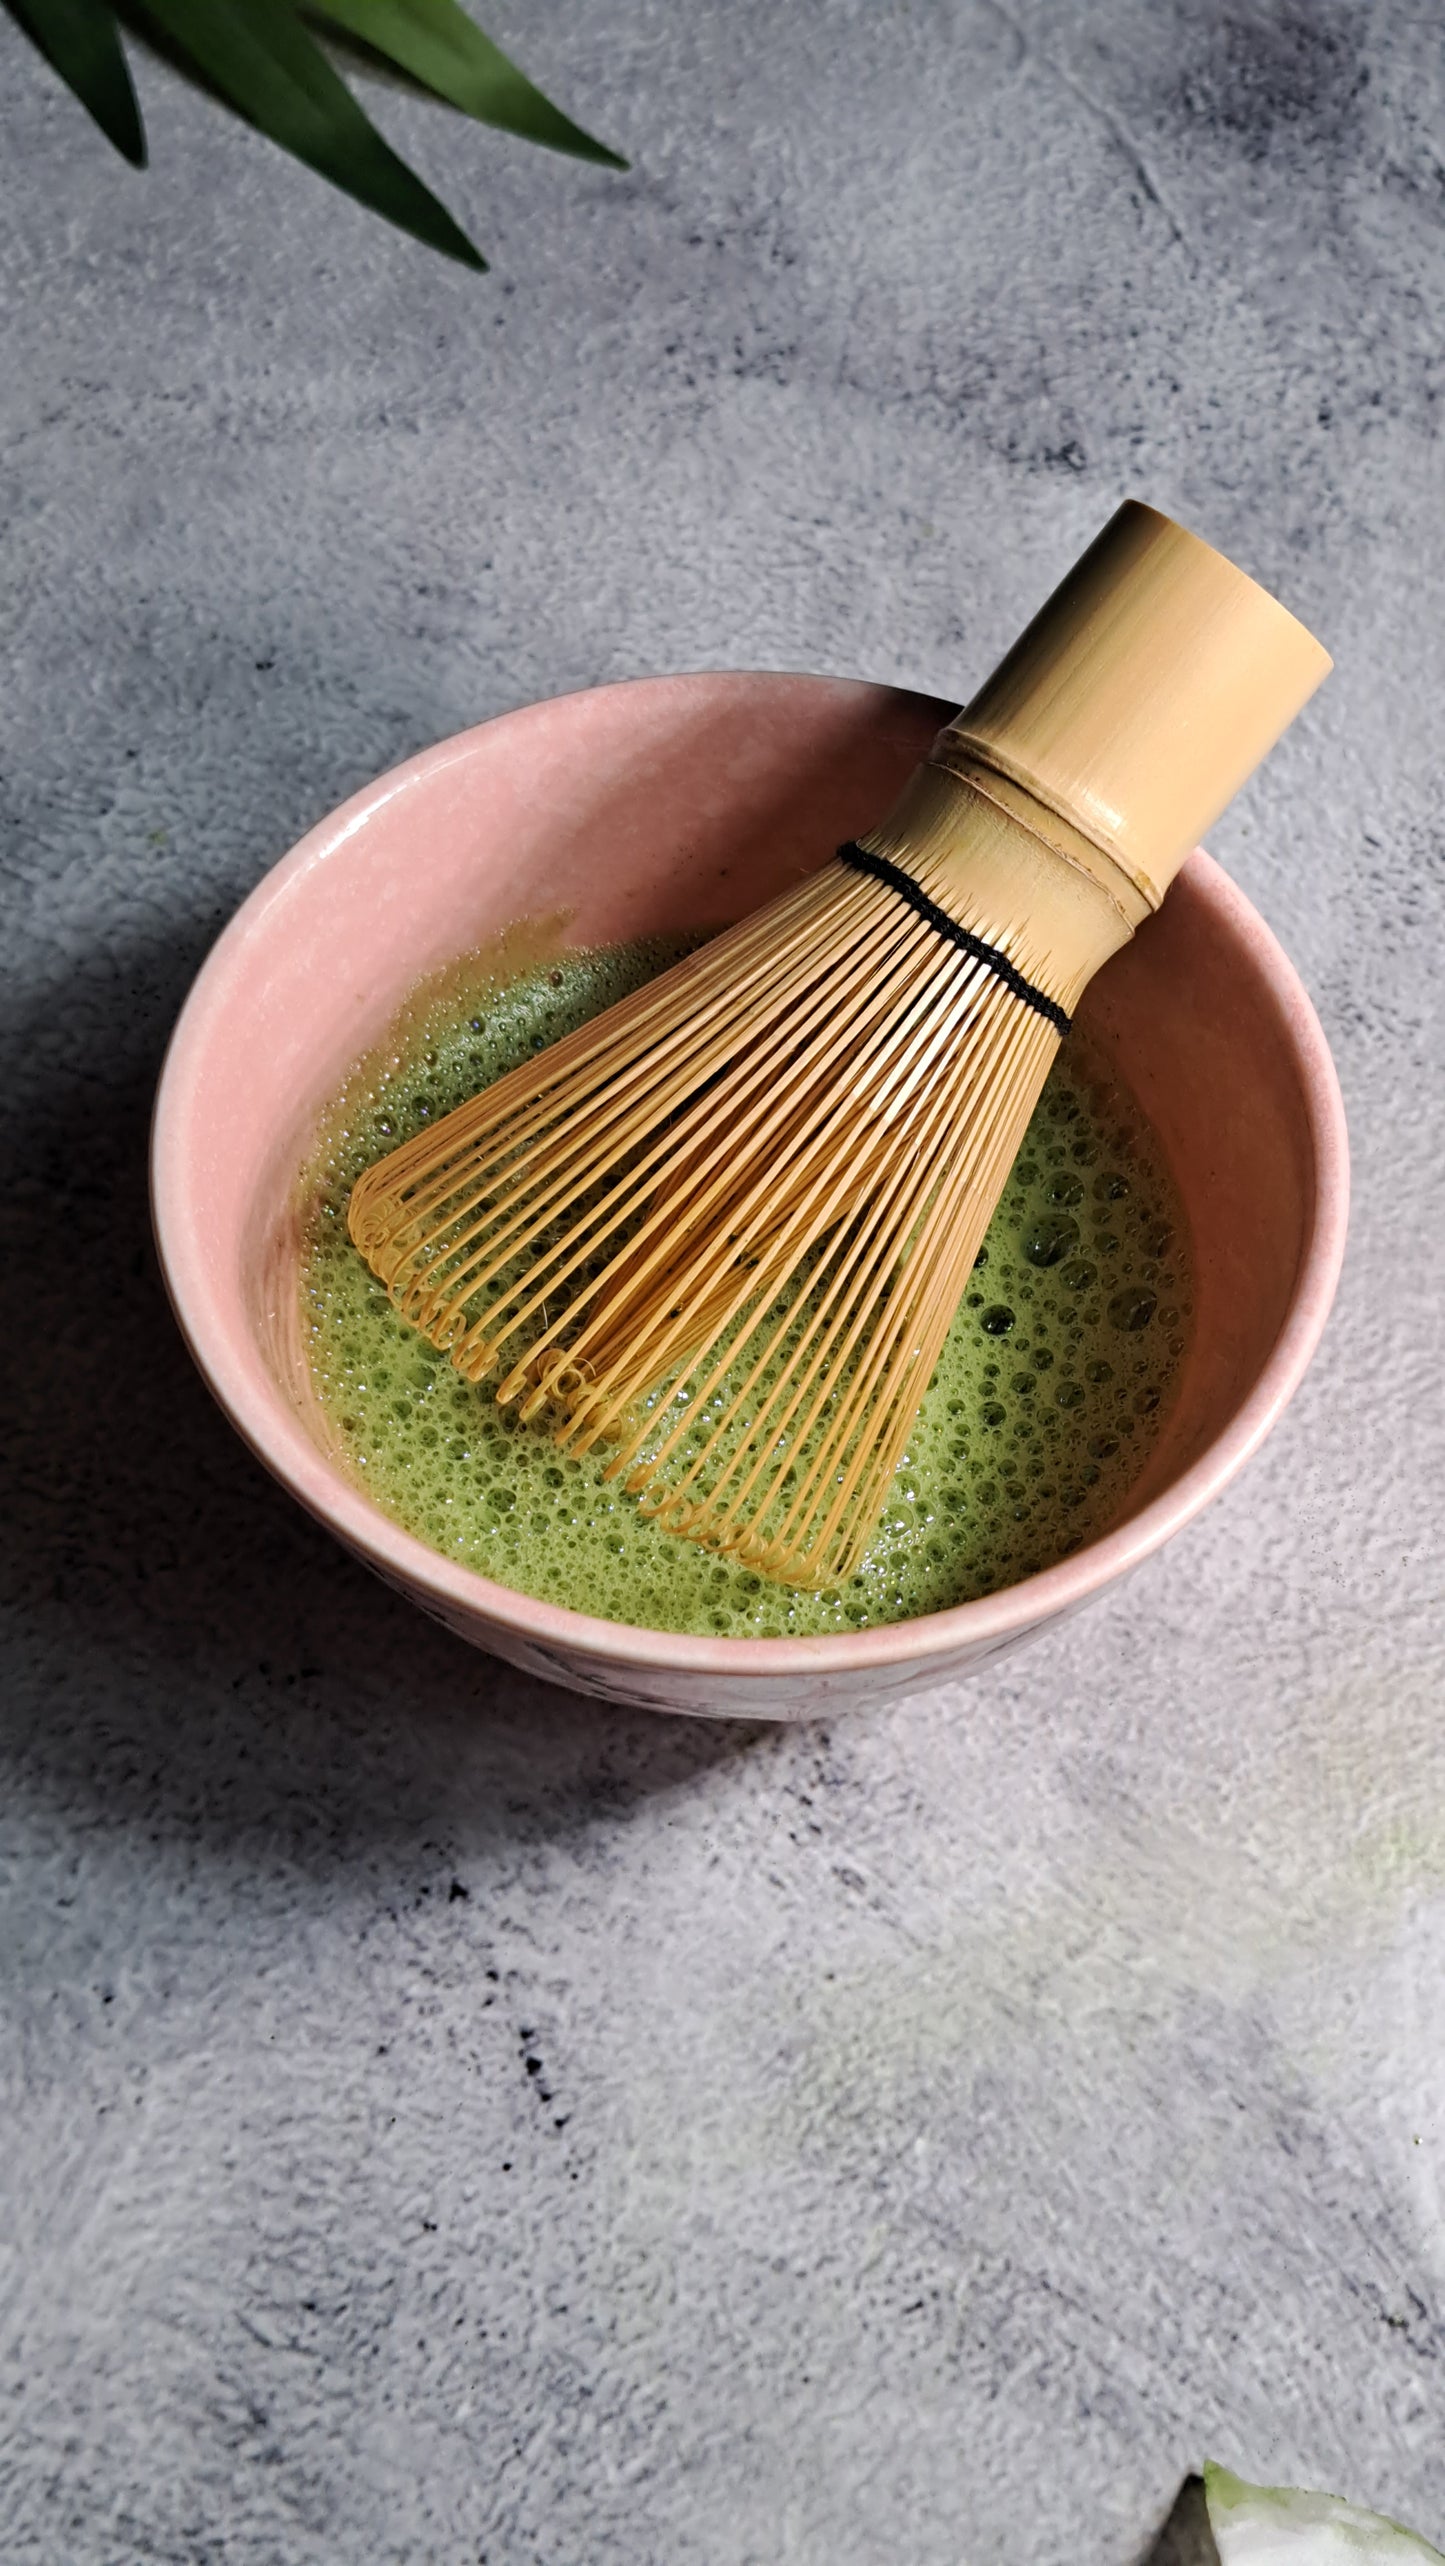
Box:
[6,0,146,164]
[132,0,484,265]
[304,0,625,167]
[8,0,626,268]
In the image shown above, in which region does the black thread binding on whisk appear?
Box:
[837,840,1073,1037]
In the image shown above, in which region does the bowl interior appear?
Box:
[155,672,1337,1656]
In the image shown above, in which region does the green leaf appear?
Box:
[305,0,625,167]
[133,0,485,266]
[5,0,146,164]
[1205,2463,1445,2563]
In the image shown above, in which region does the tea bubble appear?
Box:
[1022,1214,1080,1268]
[1108,1287,1158,1333]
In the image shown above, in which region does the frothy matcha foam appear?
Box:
[300,937,1192,1637]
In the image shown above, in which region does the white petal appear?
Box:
[1206,2463,1445,2564]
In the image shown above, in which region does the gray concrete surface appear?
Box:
[3,3,1444,2559]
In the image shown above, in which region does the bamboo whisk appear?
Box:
[349,504,1330,1588]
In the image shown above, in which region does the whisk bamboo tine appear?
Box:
[631,983,1052,1579]
[348,503,1330,1586]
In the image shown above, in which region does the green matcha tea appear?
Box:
[300,940,1192,1637]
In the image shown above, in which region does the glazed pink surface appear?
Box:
[151,674,1349,1718]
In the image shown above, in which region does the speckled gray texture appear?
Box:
[3,4,1444,2559]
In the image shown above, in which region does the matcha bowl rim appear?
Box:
[150,672,1349,1719]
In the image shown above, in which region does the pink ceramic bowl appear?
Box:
[151,674,1348,1719]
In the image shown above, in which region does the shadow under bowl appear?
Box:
[151,673,1348,1718]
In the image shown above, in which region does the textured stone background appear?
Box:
[3,4,1444,2560]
